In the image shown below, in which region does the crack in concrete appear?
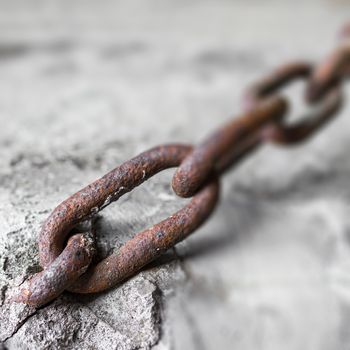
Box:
[1,305,38,343]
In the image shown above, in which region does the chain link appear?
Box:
[243,61,343,145]
[13,23,350,307]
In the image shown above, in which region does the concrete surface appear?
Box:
[0,0,350,349]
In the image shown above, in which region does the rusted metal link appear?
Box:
[243,61,343,145]
[305,23,350,104]
[15,145,219,306]
[242,61,311,111]
[261,86,343,144]
[14,233,95,307]
[39,144,193,268]
[306,44,349,103]
[14,24,348,309]
[306,22,350,103]
[68,178,219,294]
[172,96,288,198]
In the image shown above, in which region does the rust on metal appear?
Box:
[242,61,311,111]
[305,22,349,103]
[15,145,219,306]
[261,86,343,144]
[307,45,349,102]
[39,144,193,268]
[172,96,288,198]
[14,233,95,307]
[243,61,343,145]
[68,178,219,293]
[13,23,349,308]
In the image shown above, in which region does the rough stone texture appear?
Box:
[0,0,350,349]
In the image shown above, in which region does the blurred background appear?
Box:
[0,1,350,349]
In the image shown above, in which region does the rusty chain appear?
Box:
[13,24,350,307]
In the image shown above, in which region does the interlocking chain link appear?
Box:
[14,23,350,307]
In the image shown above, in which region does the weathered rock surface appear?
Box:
[1,0,350,349]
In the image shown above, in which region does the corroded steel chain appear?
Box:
[14,24,349,307]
